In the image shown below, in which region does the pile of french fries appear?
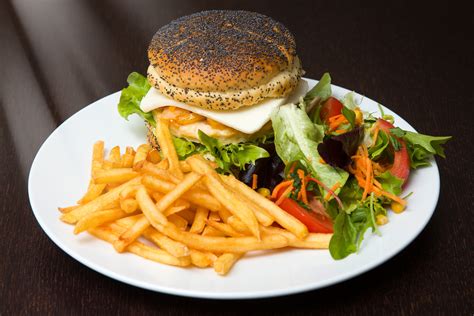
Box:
[59,119,332,275]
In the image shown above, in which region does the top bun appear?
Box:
[147,10,303,110]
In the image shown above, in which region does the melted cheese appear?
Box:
[140,80,308,134]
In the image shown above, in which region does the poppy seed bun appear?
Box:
[147,10,303,110]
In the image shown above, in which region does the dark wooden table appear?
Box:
[1,0,472,314]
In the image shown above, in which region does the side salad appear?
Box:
[269,73,450,259]
[118,72,451,260]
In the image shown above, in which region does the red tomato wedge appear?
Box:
[377,119,410,181]
[320,97,343,123]
[277,197,334,233]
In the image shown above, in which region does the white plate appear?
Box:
[28,78,440,299]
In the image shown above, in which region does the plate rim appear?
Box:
[28,78,440,299]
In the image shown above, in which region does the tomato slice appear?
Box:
[320,97,343,123]
[278,197,334,233]
[377,119,410,181]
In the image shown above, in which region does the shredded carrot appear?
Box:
[362,157,373,200]
[335,129,347,134]
[372,125,380,144]
[296,169,308,204]
[325,182,341,201]
[319,157,326,164]
[348,144,407,207]
[251,174,258,190]
[373,187,406,205]
[328,114,349,131]
[275,184,294,206]
[288,162,297,174]
[271,180,293,199]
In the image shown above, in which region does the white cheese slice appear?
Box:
[140,80,308,134]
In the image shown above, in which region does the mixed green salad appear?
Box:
[118,72,451,260]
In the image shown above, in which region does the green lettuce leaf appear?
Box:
[329,193,383,260]
[368,130,390,160]
[403,131,451,158]
[271,103,348,195]
[198,131,269,173]
[375,171,404,196]
[341,92,358,110]
[172,137,202,160]
[303,72,332,104]
[304,73,332,124]
[117,72,155,126]
[329,211,357,259]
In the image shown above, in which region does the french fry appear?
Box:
[163,205,188,216]
[91,140,104,176]
[202,226,226,237]
[116,215,189,257]
[121,153,135,168]
[179,161,191,173]
[155,172,202,213]
[102,160,114,170]
[154,118,183,179]
[113,215,150,252]
[208,211,221,222]
[189,249,214,268]
[147,149,161,164]
[125,146,135,155]
[119,198,138,213]
[141,161,180,183]
[223,182,274,226]
[227,216,250,234]
[104,200,120,209]
[77,182,107,204]
[133,144,152,168]
[61,177,142,224]
[89,224,190,267]
[222,174,309,239]
[168,214,188,231]
[154,222,289,253]
[58,205,80,213]
[76,140,107,204]
[260,226,332,249]
[108,146,122,167]
[151,192,164,202]
[94,168,139,184]
[135,186,168,226]
[156,158,169,169]
[142,175,221,211]
[218,208,232,223]
[189,207,209,234]
[119,185,140,200]
[187,155,260,239]
[144,228,189,257]
[206,220,245,237]
[177,209,195,223]
[74,208,128,234]
[142,175,222,211]
[214,253,243,276]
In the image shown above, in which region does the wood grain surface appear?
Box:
[1,0,472,314]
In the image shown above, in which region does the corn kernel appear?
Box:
[391,201,406,213]
[257,188,271,198]
[376,214,388,225]
[354,108,363,125]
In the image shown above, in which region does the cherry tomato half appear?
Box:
[320,97,343,123]
[377,119,410,181]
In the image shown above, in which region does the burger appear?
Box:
[118,10,305,175]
